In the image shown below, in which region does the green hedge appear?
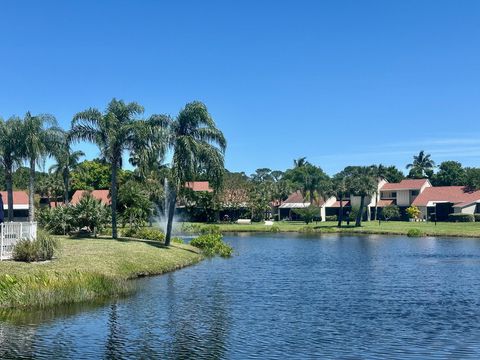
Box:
[475,214,480,222]
[325,215,337,222]
[448,213,475,222]
[407,228,424,237]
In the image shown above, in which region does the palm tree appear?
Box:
[332,172,348,227]
[164,101,226,246]
[406,150,435,178]
[20,112,61,221]
[0,117,23,221]
[372,164,387,221]
[293,157,309,168]
[71,99,164,238]
[49,131,85,204]
[345,166,377,227]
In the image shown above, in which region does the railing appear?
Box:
[0,222,37,261]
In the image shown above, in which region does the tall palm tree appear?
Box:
[71,99,164,238]
[49,131,85,204]
[293,157,309,168]
[0,117,23,221]
[165,101,226,246]
[372,164,387,221]
[332,172,348,227]
[20,112,61,221]
[406,150,435,178]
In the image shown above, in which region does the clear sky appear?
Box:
[1,0,479,176]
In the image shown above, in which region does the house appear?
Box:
[0,191,29,221]
[412,186,480,220]
[70,190,111,206]
[278,191,336,221]
[184,181,213,192]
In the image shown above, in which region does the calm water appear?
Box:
[2,233,480,359]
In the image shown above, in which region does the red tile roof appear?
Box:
[377,199,395,207]
[0,191,29,205]
[185,181,213,192]
[71,190,111,205]
[381,179,430,191]
[411,186,480,207]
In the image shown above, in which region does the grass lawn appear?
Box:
[0,237,203,309]
[185,221,480,238]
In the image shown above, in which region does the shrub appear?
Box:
[407,228,424,237]
[293,205,320,224]
[406,206,421,220]
[325,215,337,222]
[382,205,401,221]
[171,237,184,244]
[200,224,221,235]
[123,228,165,242]
[448,213,475,222]
[299,226,315,233]
[37,206,74,235]
[72,194,110,237]
[269,225,280,232]
[12,231,60,262]
[181,223,203,234]
[475,214,480,222]
[190,233,233,257]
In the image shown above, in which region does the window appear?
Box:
[391,192,397,198]
[411,190,419,196]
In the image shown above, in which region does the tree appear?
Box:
[382,205,400,221]
[49,131,85,204]
[432,161,466,186]
[70,159,112,190]
[293,157,309,168]
[118,180,153,229]
[165,101,226,246]
[332,172,348,227]
[71,98,161,239]
[344,166,377,227]
[0,117,23,221]
[20,112,61,221]
[465,168,480,191]
[382,165,405,183]
[293,205,319,224]
[406,150,435,178]
[73,193,110,237]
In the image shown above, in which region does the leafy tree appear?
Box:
[406,150,435,178]
[71,99,161,238]
[70,159,112,190]
[293,157,309,168]
[220,171,250,218]
[165,101,226,246]
[344,166,377,227]
[49,131,85,204]
[382,165,405,183]
[0,117,23,220]
[20,112,62,221]
[465,167,480,191]
[432,161,466,186]
[118,180,152,229]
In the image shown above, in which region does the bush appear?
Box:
[406,206,421,220]
[200,224,221,235]
[190,233,233,257]
[299,226,315,233]
[171,237,184,244]
[12,231,60,262]
[382,205,401,221]
[475,214,480,222]
[181,223,203,234]
[37,206,74,235]
[325,215,337,222]
[123,228,165,242]
[448,213,475,222]
[269,225,280,232]
[407,228,424,237]
[293,205,320,224]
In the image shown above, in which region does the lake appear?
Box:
[2,233,480,359]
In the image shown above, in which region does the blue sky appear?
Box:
[1,0,479,176]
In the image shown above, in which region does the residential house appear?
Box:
[0,191,29,221]
[71,190,111,206]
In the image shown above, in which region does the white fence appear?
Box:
[0,222,37,261]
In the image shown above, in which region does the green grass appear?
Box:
[0,237,203,309]
[184,221,480,238]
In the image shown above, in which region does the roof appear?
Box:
[376,199,395,207]
[330,200,351,208]
[71,190,111,205]
[184,181,213,192]
[0,191,29,209]
[411,186,480,207]
[279,191,325,208]
[381,179,430,191]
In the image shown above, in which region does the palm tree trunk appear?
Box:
[111,162,118,239]
[165,189,177,246]
[28,158,35,222]
[6,165,14,221]
[355,195,365,227]
[374,191,378,221]
[337,196,343,227]
[64,169,69,205]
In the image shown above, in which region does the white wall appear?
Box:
[460,204,476,215]
[396,190,411,206]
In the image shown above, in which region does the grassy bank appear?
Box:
[185,221,480,238]
[0,237,203,309]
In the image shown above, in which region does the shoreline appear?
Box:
[0,237,204,310]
